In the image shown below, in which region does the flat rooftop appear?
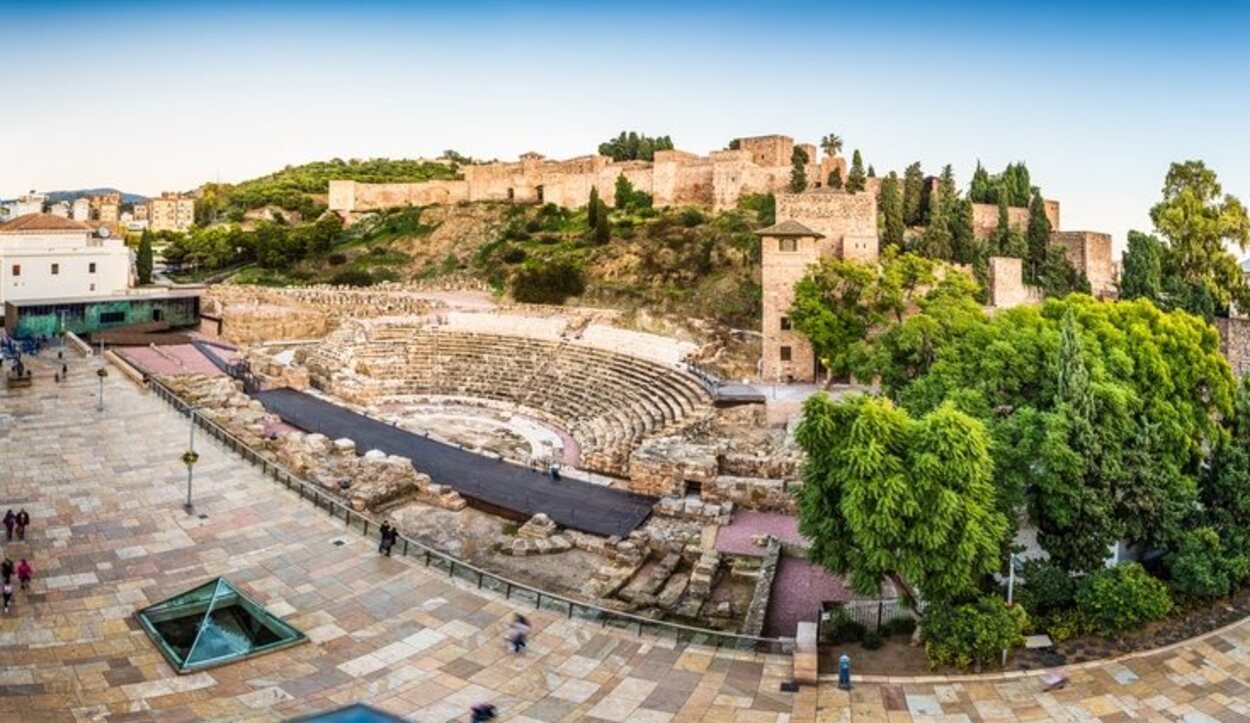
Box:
[5,290,200,307]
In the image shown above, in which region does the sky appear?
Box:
[1,0,1248,253]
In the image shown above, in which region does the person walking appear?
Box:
[15,509,29,541]
[16,559,32,591]
[469,702,497,722]
[508,613,531,654]
[1,558,13,584]
[3,510,13,541]
[2,581,12,614]
[378,522,394,556]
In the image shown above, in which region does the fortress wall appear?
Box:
[672,163,716,207]
[328,180,468,213]
[988,256,1029,309]
[970,201,1062,239]
[738,135,794,167]
[1052,231,1116,297]
[775,192,878,260]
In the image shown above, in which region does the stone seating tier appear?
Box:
[307,327,713,470]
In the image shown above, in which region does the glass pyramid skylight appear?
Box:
[135,577,307,674]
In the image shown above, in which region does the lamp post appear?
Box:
[1002,553,1020,667]
[183,408,199,512]
[95,367,108,411]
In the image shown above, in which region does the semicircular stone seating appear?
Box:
[302,321,713,475]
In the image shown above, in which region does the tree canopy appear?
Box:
[598,131,675,161]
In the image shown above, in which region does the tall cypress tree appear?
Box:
[879,172,905,251]
[587,186,600,228]
[1026,190,1052,278]
[994,196,1011,254]
[867,165,876,178]
[951,198,976,265]
[790,146,810,193]
[828,168,843,190]
[846,150,867,193]
[593,199,610,245]
[136,229,154,285]
[902,162,924,226]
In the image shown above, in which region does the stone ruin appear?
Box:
[162,374,465,513]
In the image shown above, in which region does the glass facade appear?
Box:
[135,578,306,674]
[290,704,410,723]
[3,295,200,339]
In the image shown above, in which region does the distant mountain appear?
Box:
[44,188,149,205]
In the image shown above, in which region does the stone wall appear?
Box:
[702,476,798,514]
[331,134,837,217]
[1216,317,1250,378]
[740,537,782,638]
[1051,231,1116,298]
[627,437,720,497]
[969,201,1061,240]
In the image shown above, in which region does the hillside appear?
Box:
[45,188,147,204]
[231,196,770,329]
[195,158,461,224]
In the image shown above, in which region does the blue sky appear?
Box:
[2,0,1247,252]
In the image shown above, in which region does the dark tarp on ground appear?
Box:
[254,388,654,537]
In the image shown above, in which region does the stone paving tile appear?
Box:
[10,356,1250,721]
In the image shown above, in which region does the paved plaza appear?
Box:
[4,355,1250,721]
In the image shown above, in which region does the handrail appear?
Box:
[146,377,792,654]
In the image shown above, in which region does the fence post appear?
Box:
[536,592,542,609]
[505,582,511,600]
[877,600,884,631]
[448,561,455,578]
[403,539,409,556]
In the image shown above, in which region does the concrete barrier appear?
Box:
[794,621,819,685]
[64,331,93,357]
[103,350,148,388]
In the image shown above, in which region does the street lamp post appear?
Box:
[1002,553,1019,667]
[183,408,199,512]
[95,367,108,411]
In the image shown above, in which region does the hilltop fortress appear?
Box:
[330,134,847,217]
[330,133,1116,384]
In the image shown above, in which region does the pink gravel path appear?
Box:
[118,345,225,377]
[715,510,804,556]
[762,556,896,638]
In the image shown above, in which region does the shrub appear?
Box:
[538,234,561,245]
[524,219,543,233]
[824,615,866,644]
[883,617,917,637]
[680,208,706,228]
[501,247,527,264]
[1015,559,1077,616]
[510,260,586,304]
[1075,562,1173,636]
[922,596,1028,670]
[861,631,883,650]
[329,269,373,287]
[1166,527,1250,600]
[1036,609,1082,642]
[327,253,347,266]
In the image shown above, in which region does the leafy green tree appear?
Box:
[879,172,905,251]
[136,230,154,285]
[511,259,586,303]
[819,133,843,157]
[1075,562,1173,635]
[789,252,939,377]
[827,168,843,190]
[1119,231,1165,302]
[922,596,1028,670]
[1149,160,1250,315]
[789,146,809,193]
[613,174,652,211]
[598,131,674,161]
[919,166,957,260]
[1166,527,1249,600]
[993,197,1011,254]
[1025,191,1052,278]
[796,394,1009,608]
[846,150,867,193]
[903,162,925,226]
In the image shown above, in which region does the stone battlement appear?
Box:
[330,134,838,219]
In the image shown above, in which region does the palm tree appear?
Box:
[820,134,844,158]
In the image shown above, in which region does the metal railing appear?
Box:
[147,378,793,655]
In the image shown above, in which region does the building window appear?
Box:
[51,263,59,275]
[780,316,791,331]
[89,262,96,273]
[780,346,792,362]
[100,311,125,324]
[778,238,798,253]
[90,283,96,292]
[11,264,19,277]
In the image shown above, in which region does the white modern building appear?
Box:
[13,192,47,217]
[0,214,131,306]
[72,197,91,221]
